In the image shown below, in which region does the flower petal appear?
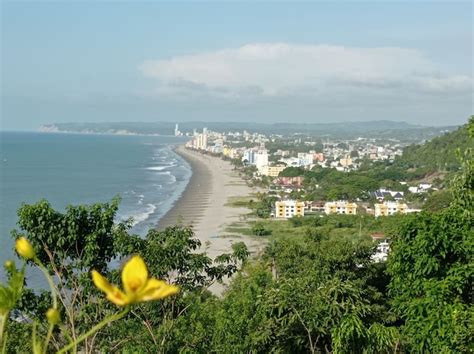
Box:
[138,278,179,302]
[92,270,114,293]
[122,255,148,295]
[92,270,130,306]
[106,288,129,306]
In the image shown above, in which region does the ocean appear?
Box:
[0,132,191,281]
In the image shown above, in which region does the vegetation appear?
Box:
[1,120,472,352]
[394,120,472,172]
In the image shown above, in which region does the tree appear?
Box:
[252,222,272,236]
[387,122,474,352]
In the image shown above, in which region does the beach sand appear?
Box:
[158,145,266,290]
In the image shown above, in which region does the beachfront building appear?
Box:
[374,201,408,217]
[242,149,256,165]
[189,128,208,150]
[324,201,358,215]
[275,200,305,219]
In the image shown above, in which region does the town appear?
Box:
[181,124,431,218]
[178,123,445,263]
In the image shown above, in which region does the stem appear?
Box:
[35,258,58,309]
[0,313,8,354]
[56,308,129,354]
[43,324,54,354]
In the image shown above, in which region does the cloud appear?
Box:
[139,43,472,99]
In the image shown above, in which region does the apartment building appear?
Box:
[275,200,305,219]
[374,201,408,217]
[324,201,358,215]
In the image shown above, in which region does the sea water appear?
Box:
[0,132,191,283]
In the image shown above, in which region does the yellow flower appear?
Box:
[46,308,60,325]
[15,237,35,259]
[91,255,178,306]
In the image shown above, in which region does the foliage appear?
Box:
[394,118,472,172]
[387,121,474,352]
[252,222,272,236]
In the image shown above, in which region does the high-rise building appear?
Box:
[202,128,208,149]
[174,124,181,136]
[255,150,268,174]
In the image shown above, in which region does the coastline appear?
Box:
[158,145,265,283]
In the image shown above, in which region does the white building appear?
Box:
[255,150,269,174]
[371,241,390,263]
[274,200,305,219]
[374,201,408,217]
[174,124,182,136]
[297,152,314,167]
[324,201,358,215]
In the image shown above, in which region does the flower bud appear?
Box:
[15,237,35,259]
[46,308,60,325]
[4,260,14,271]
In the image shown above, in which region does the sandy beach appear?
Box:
[158,145,265,265]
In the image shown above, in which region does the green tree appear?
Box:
[387,123,473,352]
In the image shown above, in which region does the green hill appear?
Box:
[394,117,473,173]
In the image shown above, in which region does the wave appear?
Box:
[130,203,157,226]
[146,165,175,171]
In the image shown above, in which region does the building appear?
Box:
[305,201,325,213]
[324,201,358,215]
[262,164,286,177]
[174,123,182,136]
[242,149,256,165]
[255,150,269,174]
[313,153,325,162]
[373,189,404,202]
[275,176,305,186]
[275,200,305,219]
[339,155,353,167]
[374,201,408,217]
[371,241,390,263]
[297,152,314,167]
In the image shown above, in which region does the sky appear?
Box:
[1,1,472,130]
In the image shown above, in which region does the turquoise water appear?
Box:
[0,132,191,273]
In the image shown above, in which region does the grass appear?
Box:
[225,195,257,208]
[225,221,254,236]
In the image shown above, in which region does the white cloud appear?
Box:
[139,43,472,99]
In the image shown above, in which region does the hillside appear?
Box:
[394,117,473,172]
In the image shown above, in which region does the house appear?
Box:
[370,232,386,241]
[275,176,305,186]
[371,241,390,263]
[374,201,408,217]
[313,152,325,162]
[275,200,305,219]
[373,189,405,202]
[324,201,358,215]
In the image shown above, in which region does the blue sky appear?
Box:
[1,1,472,130]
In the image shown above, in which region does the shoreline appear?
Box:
[158,145,266,290]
